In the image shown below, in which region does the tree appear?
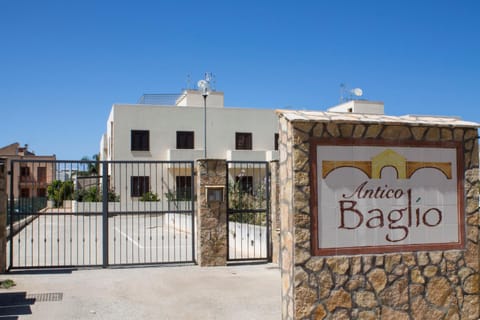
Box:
[47,180,74,207]
[80,153,100,176]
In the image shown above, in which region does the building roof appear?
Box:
[0,142,20,155]
[276,110,480,128]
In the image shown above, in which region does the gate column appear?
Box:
[0,159,6,272]
[197,159,227,267]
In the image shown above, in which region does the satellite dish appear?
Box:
[197,80,207,89]
[197,79,210,95]
[352,88,363,97]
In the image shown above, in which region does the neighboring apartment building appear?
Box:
[99,89,279,204]
[0,143,56,200]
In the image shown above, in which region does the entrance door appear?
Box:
[226,161,271,262]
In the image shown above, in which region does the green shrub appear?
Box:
[140,191,160,202]
[74,186,119,202]
[47,180,74,207]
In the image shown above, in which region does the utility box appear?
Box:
[206,186,224,203]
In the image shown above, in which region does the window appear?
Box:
[274,133,279,151]
[235,175,253,194]
[131,176,150,197]
[37,167,46,183]
[37,188,46,198]
[20,166,30,182]
[235,132,252,150]
[131,130,150,151]
[176,176,192,200]
[20,166,30,177]
[176,131,194,149]
[20,188,30,198]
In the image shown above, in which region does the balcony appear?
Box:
[226,150,277,162]
[19,175,34,183]
[266,150,279,161]
[167,149,205,161]
[19,175,48,187]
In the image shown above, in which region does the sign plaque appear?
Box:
[310,139,465,256]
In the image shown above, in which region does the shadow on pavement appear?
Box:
[7,268,76,275]
[0,291,35,319]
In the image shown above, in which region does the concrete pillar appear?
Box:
[196,159,227,266]
[0,159,6,272]
[270,160,280,265]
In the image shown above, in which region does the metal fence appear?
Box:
[226,161,270,262]
[7,159,195,269]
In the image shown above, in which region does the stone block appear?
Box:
[326,288,352,312]
[367,268,387,294]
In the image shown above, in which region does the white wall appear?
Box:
[175,90,225,108]
[108,104,279,161]
[328,100,384,115]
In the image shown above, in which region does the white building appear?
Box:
[100,90,279,163]
[99,89,279,206]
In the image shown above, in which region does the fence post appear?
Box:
[196,159,227,266]
[0,159,6,272]
[102,161,108,268]
[269,160,280,265]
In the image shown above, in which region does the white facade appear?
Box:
[101,90,279,162]
[327,100,384,115]
[99,90,278,206]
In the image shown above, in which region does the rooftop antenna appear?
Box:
[186,74,191,89]
[339,83,347,102]
[205,72,216,91]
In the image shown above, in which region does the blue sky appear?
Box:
[1,1,479,159]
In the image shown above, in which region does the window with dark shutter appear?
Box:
[235,132,252,150]
[175,176,192,200]
[131,176,150,197]
[235,175,253,194]
[37,167,46,183]
[20,166,30,177]
[176,131,194,149]
[131,130,150,151]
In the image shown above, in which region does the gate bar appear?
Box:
[266,165,272,262]
[102,161,108,268]
[191,163,196,263]
[8,162,14,271]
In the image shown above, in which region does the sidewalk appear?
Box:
[0,264,281,320]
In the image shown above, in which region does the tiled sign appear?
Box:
[310,139,465,256]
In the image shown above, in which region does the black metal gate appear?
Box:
[7,160,195,269]
[226,161,270,262]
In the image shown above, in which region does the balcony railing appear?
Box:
[19,176,48,185]
[137,94,182,105]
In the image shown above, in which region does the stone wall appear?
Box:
[279,120,480,319]
[197,159,227,267]
[0,159,6,272]
[280,116,296,319]
[271,160,281,264]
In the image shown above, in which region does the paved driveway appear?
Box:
[0,264,281,320]
[9,213,269,268]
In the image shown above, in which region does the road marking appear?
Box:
[114,227,143,249]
